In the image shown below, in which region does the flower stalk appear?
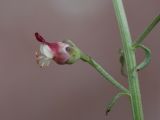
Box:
[81,53,129,93]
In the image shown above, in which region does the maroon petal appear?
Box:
[35,32,47,43]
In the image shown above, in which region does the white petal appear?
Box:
[37,55,52,68]
[40,44,54,58]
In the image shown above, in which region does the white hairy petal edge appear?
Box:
[40,44,54,58]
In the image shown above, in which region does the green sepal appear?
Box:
[63,40,81,64]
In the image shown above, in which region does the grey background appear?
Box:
[0,0,160,120]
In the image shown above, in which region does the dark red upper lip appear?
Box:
[35,32,49,44]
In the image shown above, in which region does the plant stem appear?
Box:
[81,53,129,94]
[106,92,130,115]
[134,14,160,46]
[112,0,144,120]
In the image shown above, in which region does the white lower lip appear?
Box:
[40,44,54,58]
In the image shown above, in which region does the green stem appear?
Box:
[106,92,130,115]
[81,53,129,94]
[134,14,160,46]
[112,0,144,120]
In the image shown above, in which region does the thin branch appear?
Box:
[134,14,160,46]
[105,92,130,115]
[81,53,129,93]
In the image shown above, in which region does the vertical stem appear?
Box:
[112,0,144,120]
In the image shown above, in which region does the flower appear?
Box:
[34,32,81,68]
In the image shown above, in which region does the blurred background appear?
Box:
[0,0,159,120]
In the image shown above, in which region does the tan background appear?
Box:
[0,0,160,120]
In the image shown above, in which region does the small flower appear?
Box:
[34,32,81,68]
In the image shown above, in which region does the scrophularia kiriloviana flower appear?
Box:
[34,32,81,68]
